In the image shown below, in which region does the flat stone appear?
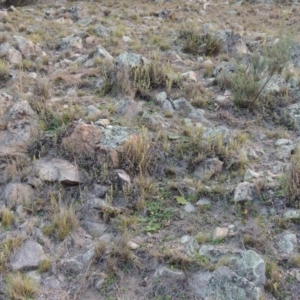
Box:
[283,209,300,220]
[207,266,262,300]
[234,182,256,203]
[34,158,82,185]
[275,231,297,255]
[213,227,229,240]
[11,240,46,271]
[196,197,212,206]
[184,202,196,213]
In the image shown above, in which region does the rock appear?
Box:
[62,122,102,154]
[275,231,297,256]
[14,35,43,59]
[10,240,46,271]
[199,244,240,264]
[184,202,196,213]
[283,209,300,220]
[26,270,42,284]
[86,198,122,215]
[96,125,138,167]
[275,139,293,146]
[276,143,295,161]
[154,266,185,280]
[182,71,197,82]
[234,182,256,203]
[173,97,194,115]
[264,75,286,95]
[207,266,262,300]
[114,52,149,69]
[60,34,83,50]
[196,197,212,206]
[0,10,8,21]
[115,169,131,186]
[122,36,132,43]
[33,158,82,185]
[93,184,109,197]
[115,96,142,117]
[232,250,266,287]
[0,93,38,157]
[62,122,138,168]
[0,42,22,64]
[203,59,214,69]
[203,126,232,143]
[93,45,113,62]
[161,99,174,112]
[288,76,299,89]
[127,241,140,250]
[87,105,102,120]
[194,158,223,180]
[156,92,168,104]
[189,271,212,299]
[4,183,34,208]
[95,119,110,127]
[180,236,200,257]
[213,227,229,240]
[94,25,111,37]
[214,29,249,57]
[283,102,300,133]
[81,221,107,237]
[244,169,260,182]
[214,61,236,81]
[60,258,83,275]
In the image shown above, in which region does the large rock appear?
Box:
[115,96,143,117]
[193,158,223,180]
[283,102,300,133]
[14,35,43,59]
[60,34,83,50]
[93,45,113,62]
[206,266,262,300]
[114,52,149,69]
[33,158,82,185]
[214,29,249,58]
[231,250,266,287]
[62,122,102,154]
[4,183,34,208]
[0,42,22,64]
[62,122,138,168]
[234,182,256,203]
[10,240,46,271]
[274,231,297,256]
[0,92,38,157]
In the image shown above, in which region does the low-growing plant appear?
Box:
[179,23,222,56]
[0,236,23,272]
[43,207,79,241]
[231,33,292,110]
[0,58,10,81]
[107,236,142,274]
[121,127,153,174]
[38,259,52,273]
[265,260,282,298]
[34,77,51,99]
[283,146,300,208]
[0,207,14,227]
[6,273,39,300]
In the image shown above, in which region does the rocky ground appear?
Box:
[0,0,300,299]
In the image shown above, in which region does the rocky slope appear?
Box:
[0,0,300,299]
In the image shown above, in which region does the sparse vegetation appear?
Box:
[0,207,14,227]
[0,58,10,81]
[43,208,79,241]
[0,1,298,299]
[6,273,39,300]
